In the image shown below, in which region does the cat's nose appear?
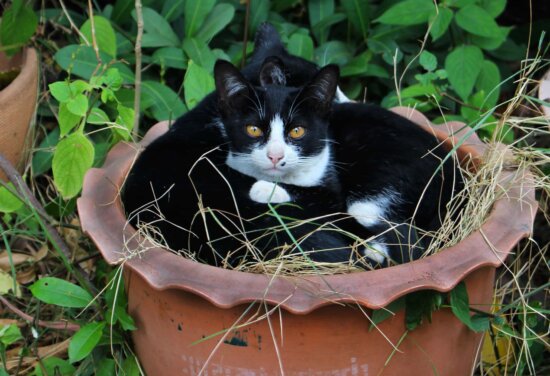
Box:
[268,153,284,165]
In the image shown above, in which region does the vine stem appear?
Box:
[241,0,251,69]
[87,0,102,64]
[0,153,95,294]
[133,0,144,139]
[58,0,90,45]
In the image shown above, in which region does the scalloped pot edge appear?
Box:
[77,107,538,313]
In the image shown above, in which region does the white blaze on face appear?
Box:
[266,114,286,165]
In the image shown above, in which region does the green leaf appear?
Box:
[161,0,186,22]
[455,5,500,38]
[430,7,453,41]
[33,357,76,376]
[68,322,105,363]
[122,356,140,376]
[369,298,405,330]
[315,41,352,66]
[405,290,443,331]
[115,104,134,140]
[341,51,372,77]
[133,7,180,48]
[470,26,510,51]
[58,103,82,137]
[287,33,314,61]
[141,81,187,121]
[450,281,483,332]
[475,60,501,108]
[0,184,23,213]
[419,51,437,71]
[184,61,215,110]
[52,133,95,199]
[152,47,187,69]
[29,277,93,308]
[66,94,89,117]
[480,0,506,18]
[96,358,116,376]
[54,45,135,84]
[184,0,216,38]
[49,81,72,103]
[249,0,271,35]
[0,324,22,346]
[0,0,38,56]
[87,107,110,125]
[341,0,370,42]
[470,314,491,332]
[449,0,476,7]
[196,4,235,43]
[182,38,217,72]
[101,68,123,91]
[32,128,60,176]
[112,0,134,24]
[445,45,483,101]
[308,0,335,43]
[79,16,117,58]
[376,0,435,26]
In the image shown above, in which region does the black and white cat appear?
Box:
[122,24,462,268]
[123,59,355,267]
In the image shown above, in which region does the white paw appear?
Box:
[249,180,291,203]
[361,242,389,264]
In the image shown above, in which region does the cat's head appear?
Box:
[214,59,339,186]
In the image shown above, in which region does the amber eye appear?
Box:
[245,125,263,138]
[289,126,306,139]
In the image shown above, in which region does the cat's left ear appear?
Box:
[298,65,339,113]
[214,60,252,114]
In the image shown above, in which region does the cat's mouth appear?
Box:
[264,167,286,176]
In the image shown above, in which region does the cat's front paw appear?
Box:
[361,241,389,264]
[249,181,291,203]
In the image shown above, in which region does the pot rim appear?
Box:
[0,48,38,102]
[77,107,537,313]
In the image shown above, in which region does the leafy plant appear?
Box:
[0,0,547,374]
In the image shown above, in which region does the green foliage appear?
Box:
[29,277,93,308]
[69,322,106,363]
[0,0,38,55]
[33,357,76,376]
[0,184,24,213]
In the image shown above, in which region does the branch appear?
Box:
[0,296,80,332]
[133,0,144,139]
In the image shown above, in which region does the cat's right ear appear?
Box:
[214,60,251,114]
[297,65,339,114]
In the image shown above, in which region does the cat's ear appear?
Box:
[214,60,252,114]
[259,56,287,87]
[298,65,339,113]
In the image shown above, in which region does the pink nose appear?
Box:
[268,153,283,165]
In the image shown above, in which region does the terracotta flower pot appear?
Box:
[77,108,537,375]
[0,48,39,181]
